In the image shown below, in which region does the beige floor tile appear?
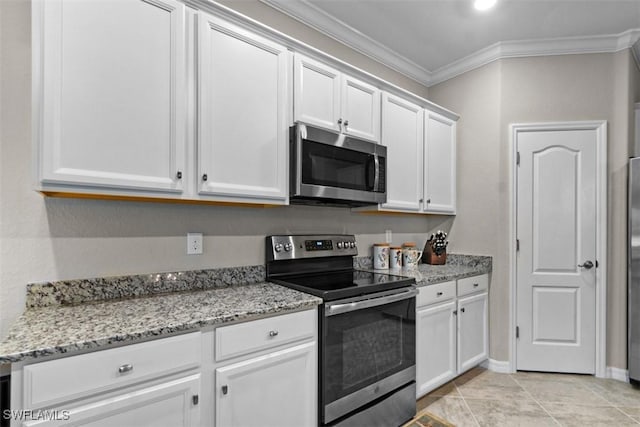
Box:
[511,371,588,384]
[465,399,557,427]
[515,378,609,405]
[541,402,638,427]
[588,380,640,407]
[619,406,640,417]
[456,369,520,388]
[421,396,478,427]
[457,383,531,401]
[427,381,461,398]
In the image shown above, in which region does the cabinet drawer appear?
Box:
[23,332,201,409]
[457,274,489,297]
[417,281,456,307]
[215,309,315,362]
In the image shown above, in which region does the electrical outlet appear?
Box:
[187,233,203,255]
[385,230,392,243]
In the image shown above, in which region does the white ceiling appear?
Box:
[262,0,640,86]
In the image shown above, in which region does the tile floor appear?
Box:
[406,367,640,426]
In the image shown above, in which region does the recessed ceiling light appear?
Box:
[474,0,497,11]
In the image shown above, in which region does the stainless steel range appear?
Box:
[266,235,417,427]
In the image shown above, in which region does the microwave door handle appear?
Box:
[373,154,380,192]
[325,288,418,316]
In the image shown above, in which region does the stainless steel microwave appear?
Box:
[289,123,387,207]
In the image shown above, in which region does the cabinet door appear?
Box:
[293,54,341,132]
[416,300,457,398]
[457,292,488,374]
[36,0,186,193]
[198,14,289,203]
[424,111,456,213]
[341,75,381,142]
[381,92,424,211]
[24,375,200,427]
[215,342,316,427]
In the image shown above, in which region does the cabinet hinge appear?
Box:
[516,239,520,251]
[517,152,520,166]
[516,326,520,339]
[192,395,199,406]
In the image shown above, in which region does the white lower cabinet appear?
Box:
[416,274,489,398]
[24,374,201,427]
[215,342,316,427]
[212,309,317,427]
[11,309,318,427]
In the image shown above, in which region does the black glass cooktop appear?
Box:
[271,269,415,301]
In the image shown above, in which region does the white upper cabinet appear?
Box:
[35,0,186,194]
[294,54,381,142]
[380,92,424,212]
[424,111,457,214]
[198,13,289,204]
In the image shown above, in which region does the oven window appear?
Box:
[322,297,415,406]
[302,140,374,191]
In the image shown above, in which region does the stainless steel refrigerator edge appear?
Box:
[628,158,640,385]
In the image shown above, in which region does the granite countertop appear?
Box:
[355,254,492,286]
[0,254,489,365]
[0,282,321,364]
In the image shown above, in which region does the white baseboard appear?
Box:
[606,366,629,383]
[481,359,512,374]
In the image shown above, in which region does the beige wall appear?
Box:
[431,51,636,369]
[427,61,505,361]
[0,0,440,339]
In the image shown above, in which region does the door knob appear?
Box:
[578,260,594,269]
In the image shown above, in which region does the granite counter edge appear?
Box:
[0,294,321,365]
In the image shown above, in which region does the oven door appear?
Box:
[291,123,386,205]
[321,287,417,424]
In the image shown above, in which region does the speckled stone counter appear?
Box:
[0,282,321,364]
[355,254,492,286]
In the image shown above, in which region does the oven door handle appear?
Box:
[325,288,418,316]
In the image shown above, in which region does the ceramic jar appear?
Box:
[402,242,422,269]
[373,243,390,269]
[389,246,403,270]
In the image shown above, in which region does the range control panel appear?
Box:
[266,235,358,261]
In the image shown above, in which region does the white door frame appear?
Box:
[509,121,607,377]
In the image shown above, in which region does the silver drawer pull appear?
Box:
[269,330,279,337]
[473,283,479,287]
[436,292,443,296]
[118,364,133,374]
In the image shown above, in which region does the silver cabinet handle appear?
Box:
[578,260,594,269]
[344,120,349,127]
[269,330,279,337]
[176,170,182,179]
[118,364,133,374]
[461,307,466,313]
[222,385,228,395]
[453,310,457,315]
[337,118,343,125]
[436,292,443,297]
[473,283,479,287]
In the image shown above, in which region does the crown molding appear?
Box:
[260,0,433,86]
[430,29,640,86]
[259,0,640,88]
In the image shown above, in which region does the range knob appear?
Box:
[337,242,344,249]
[349,242,356,249]
[284,243,293,252]
[274,243,283,253]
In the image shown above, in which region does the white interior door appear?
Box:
[516,128,597,373]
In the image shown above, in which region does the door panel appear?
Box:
[381,93,423,211]
[342,76,380,142]
[516,128,597,373]
[198,13,288,201]
[294,54,341,132]
[424,112,456,213]
[39,0,186,193]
